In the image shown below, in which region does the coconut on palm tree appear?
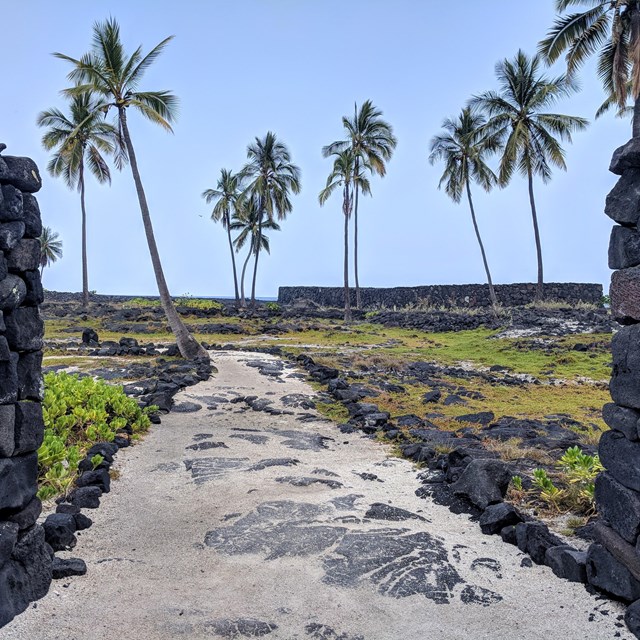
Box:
[319,148,371,322]
[230,196,280,308]
[429,107,500,311]
[54,17,206,359]
[39,226,63,276]
[202,169,242,305]
[323,100,397,309]
[37,92,120,308]
[239,132,301,309]
[539,1,640,135]
[471,51,588,302]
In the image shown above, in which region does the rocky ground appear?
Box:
[3,351,630,640]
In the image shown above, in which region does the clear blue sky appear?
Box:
[1,0,628,297]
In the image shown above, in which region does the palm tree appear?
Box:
[539,1,640,136]
[323,100,397,308]
[240,132,301,309]
[319,149,371,322]
[37,92,120,308]
[429,108,500,311]
[202,169,242,305]
[39,227,63,276]
[230,197,280,308]
[471,51,588,302]
[54,17,206,359]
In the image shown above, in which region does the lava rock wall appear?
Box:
[0,145,52,627]
[278,283,603,309]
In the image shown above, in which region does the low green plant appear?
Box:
[175,297,223,311]
[511,475,523,491]
[90,453,105,470]
[37,372,154,500]
[265,302,281,312]
[532,468,565,511]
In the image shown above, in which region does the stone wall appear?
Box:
[277,283,603,309]
[590,139,640,635]
[0,146,52,626]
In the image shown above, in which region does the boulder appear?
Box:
[68,486,101,509]
[625,599,640,639]
[0,156,42,192]
[6,239,40,273]
[74,513,92,531]
[544,545,587,583]
[609,225,640,269]
[0,274,26,311]
[478,502,522,535]
[610,325,640,409]
[595,472,640,543]
[451,459,512,509]
[14,401,44,455]
[22,270,43,307]
[0,403,15,457]
[603,402,640,441]
[0,185,23,222]
[0,351,19,405]
[599,429,640,492]
[51,557,87,579]
[586,543,640,602]
[610,139,640,175]
[454,411,495,425]
[611,266,640,323]
[75,468,110,493]
[21,194,42,239]
[0,452,38,513]
[42,513,77,551]
[500,525,518,545]
[515,522,564,565]
[0,522,19,570]
[5,497,42,531]
[0,221,25,251]
[0,524,52,627]
[422,390,441,404]
[17,351,43,401]
[86,442,118,462]
[81,327,99,345]
[4,307,43,351]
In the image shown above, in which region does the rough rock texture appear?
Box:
[0,147,49,629]
[450,459,512,510]
[611,266,640,323]
[278,283,603,309]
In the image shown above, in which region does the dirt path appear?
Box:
[2,352,630,640]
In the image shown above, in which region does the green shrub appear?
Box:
[175,297,223,311]
[37,372,154,500]
[265,302,281,312]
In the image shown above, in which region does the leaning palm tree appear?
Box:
[429,108,500,311]
[323,100,397,308]
[39,227,63,276]
[471,51,588,302]
[240,132,301,308]
[318,149,371,322]
[230,197,280,308]
[539,1,640,135]
[37,92,120,308]
[202,169,242,305]
[54,17,206,359]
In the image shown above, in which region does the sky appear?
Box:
[0,0,629,298]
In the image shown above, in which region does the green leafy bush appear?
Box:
[265,302,281,312]
[37,372,154,500]
[531,446,603,514]
[175,297,223,311]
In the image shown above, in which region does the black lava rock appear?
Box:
[586,543,640,602]
[42,513,77,552]
[515,522,563,565]
[478,503,522,535]
[52,557,87,579]
[451,459,513,509]
[545,545,587,583]
[68,486,101,509]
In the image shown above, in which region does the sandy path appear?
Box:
[2,351,630,640]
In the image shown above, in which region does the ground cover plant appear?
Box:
[38,371,154,500]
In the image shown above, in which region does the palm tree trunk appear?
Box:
[225,210,240,305]
[118,108,207,360]
[240,247,252,308]
[343,186,352,323]
[465,180,498,313]
[79,158,89,309]
[527,167,544,303]
[353,170,361,309]
[250,210,263,310]
[634,95,640,139]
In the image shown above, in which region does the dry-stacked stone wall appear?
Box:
[277,283,603,309]
[0,145,52,626]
